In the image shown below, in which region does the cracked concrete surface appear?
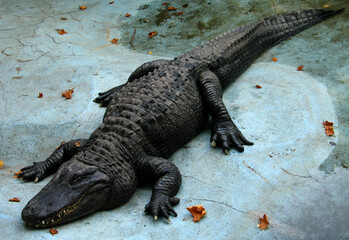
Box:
[0,0,348,239]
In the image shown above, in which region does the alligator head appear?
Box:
[21,159,112,228]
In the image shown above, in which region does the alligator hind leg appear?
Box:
[18,139,87,182]
[138,155,181,221]
[94,59,172,106]
[198,70,253,154]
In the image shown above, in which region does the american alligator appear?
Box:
[19,9,342,228]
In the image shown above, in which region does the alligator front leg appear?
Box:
[94,59,172,106]
[139,155,181,221]
[18,139,87,182]
[198,70,253,154]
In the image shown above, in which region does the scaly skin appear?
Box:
[19,9,343,228]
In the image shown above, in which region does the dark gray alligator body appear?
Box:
[19,9,342,228]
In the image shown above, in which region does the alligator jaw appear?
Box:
[21,159,112,228]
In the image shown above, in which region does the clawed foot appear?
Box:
[93,85,124,107]
[211,121,253,154]
[144,196,180,221]
[17,161,50,182]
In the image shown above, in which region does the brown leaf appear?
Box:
[162,2,168,5]
[13,170,22,178]
[177,11,183,16]
[60,17,67,20]
[255,85,262,89]
[125,13,131,17]
[257,214,269,230]
[111,38,119,44]
[109,1,115,4]
[57,29,67,35]
[297,65,304,71]
[272,57,278,62]
[168,6,177,11]
[9,197,20,202]
[148,31,157,38]
[323,121,334,136]
[79,6,87,10]
[0,160,3,169]
[62,89,74,99]
[38,92,43,98]
[50,228,59,236]
[186,205,207,222]
[183,4,189,8]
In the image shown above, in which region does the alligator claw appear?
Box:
[145,196,180,220]
[18,161,49,182]
[211,121,253,153]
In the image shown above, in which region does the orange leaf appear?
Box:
[111,38,119,44]
[323,121,334,136]
[57,29,67,35]
[9,197,20,202]
[148,31,157,38]
[60,17,67,20]
[255,85,262,89]
[168,6,177,11]
[109,1,115,4]
[50,228,59,236]
[257,214,269,230]
[0,160,3,169]
[38,92,43,98]
[272,57,278,62]
[79,6,87,10]
[13,170,22,178]
[162,2,168,5]
[125,13,131,17]
[297,65,304,71]
[186,205,207,222]
[177,11,183,16]
[62,89,74,99]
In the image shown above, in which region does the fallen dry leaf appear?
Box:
[168,6,177,11]
[79,6,87,10]
[148,51,153,54]
[272,57,278,62]
[111,38,119,44]
[257,214,269,230]
[323,4,331,8]
[109,1,115,4]
[60,17,67,20]
[0,160,3,169]
[125,13,131,17]
[50,228,59,236]
[57,29,67,35]
[255,85,262,89]
[162,2,168,5]
[62,89,74,99]
[148,31,157,38]
[38,93,43,98]
[183,4,189,8]
[297,65,304,71]
[9,197,20,202]
[177,11,183,16]
[186,205,207,222]
[323,121,334,136]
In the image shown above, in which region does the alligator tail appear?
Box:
[263,8,344,48]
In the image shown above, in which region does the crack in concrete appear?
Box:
[243,161,278,191]
[185,197,247,214]
[280,167,319,182]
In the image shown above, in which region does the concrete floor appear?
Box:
[0,0,348,239]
